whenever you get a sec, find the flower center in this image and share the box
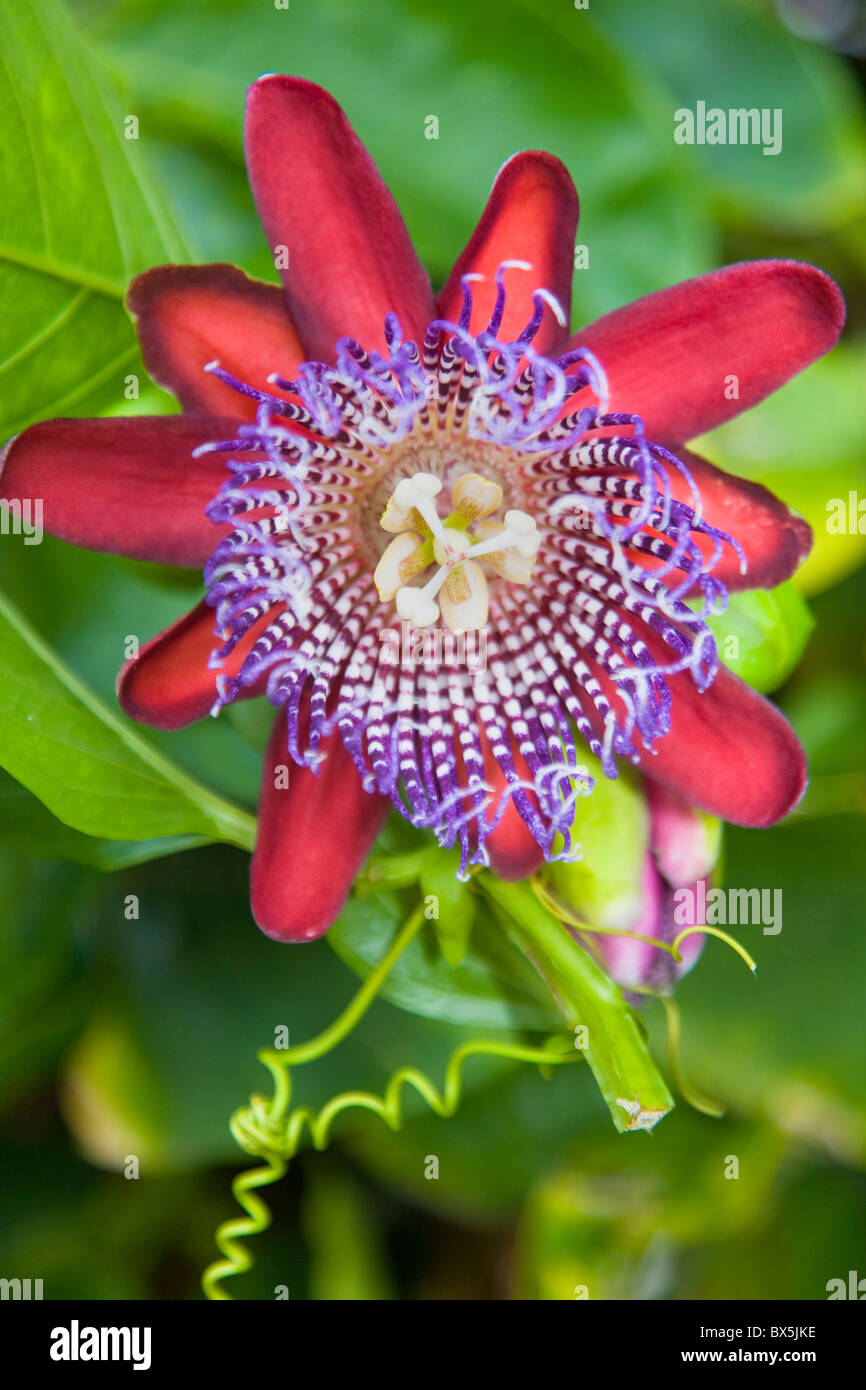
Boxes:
[195,263,741,872]
[373,470,539,632]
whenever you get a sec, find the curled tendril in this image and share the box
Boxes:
[626,987,725,1119]
[657,994,725,1119]
[202,905,578,1300]
[203,872,755,1298]
[531,879,758,973]
[530,876,760,1121]
[202,1155,288,1300]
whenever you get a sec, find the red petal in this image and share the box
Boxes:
[128,264,305,420]
[570,260,844,443]
[650,447,812,591]
[251,712,388,941]
[244,76,435,361]
[578,627,806,827]
[0,416,234,566]
[118,599,278,731]
[636,665,807,827]
[437,152,578,353]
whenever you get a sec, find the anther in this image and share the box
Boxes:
[378,472,541,632]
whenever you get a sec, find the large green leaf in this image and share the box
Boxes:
[0,768,209,869]
[0,0,186,438]
[0,537,265,811]
[0,589,256,848]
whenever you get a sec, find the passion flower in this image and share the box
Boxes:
[0,76,843,942]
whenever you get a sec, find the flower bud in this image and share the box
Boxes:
[648,784,722,888]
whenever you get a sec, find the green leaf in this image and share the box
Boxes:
[329,891,561,1032]
[699,582,815,693]
[0,536,264,812]
[0,0,186,437]
[0,588,256,849]
[0,768,209,869]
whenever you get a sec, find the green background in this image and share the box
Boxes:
[1,0,865,1299]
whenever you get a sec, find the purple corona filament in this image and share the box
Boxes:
[196,266,743,873]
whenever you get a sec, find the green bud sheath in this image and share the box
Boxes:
[546,751,649,930]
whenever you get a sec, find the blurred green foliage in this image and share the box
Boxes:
[1,0,865,1299]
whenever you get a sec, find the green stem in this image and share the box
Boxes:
[258,904,427,1073]
[479,873,673,1132]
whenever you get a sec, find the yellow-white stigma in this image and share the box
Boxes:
[374,471,540,632]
